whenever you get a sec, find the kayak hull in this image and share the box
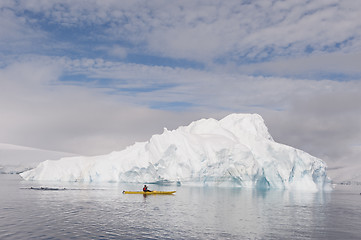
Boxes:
[123,191,176,195]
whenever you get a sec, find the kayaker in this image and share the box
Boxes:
[143,185,151,192]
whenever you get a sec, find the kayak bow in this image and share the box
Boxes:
[122,190,176,195]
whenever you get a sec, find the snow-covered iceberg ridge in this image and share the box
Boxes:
[20,113,331,191]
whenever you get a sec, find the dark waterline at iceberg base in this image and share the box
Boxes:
[1,175,361,240]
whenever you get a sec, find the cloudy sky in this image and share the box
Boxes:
[1,0,360,167]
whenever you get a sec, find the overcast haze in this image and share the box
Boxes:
[1,0,361,169]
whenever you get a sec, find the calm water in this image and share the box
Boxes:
[0,174,360,240]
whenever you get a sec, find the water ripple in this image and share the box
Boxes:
[1,175,361,239]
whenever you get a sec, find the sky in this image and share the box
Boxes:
[1,0,361,168]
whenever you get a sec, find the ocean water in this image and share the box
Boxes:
[0,174,360,240]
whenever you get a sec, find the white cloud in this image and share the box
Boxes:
[263,85,361,165]
[140,0,361,63]
[4,0,360,65]
[237,52,361,78]
[0,7,46,51]
[108,45,127,59]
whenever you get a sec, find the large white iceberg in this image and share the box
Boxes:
[20,113,331,191]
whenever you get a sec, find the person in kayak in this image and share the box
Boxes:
[143,185,152,192]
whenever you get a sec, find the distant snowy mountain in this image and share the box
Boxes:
[327,162,361,184]
[0,143,75,174]
[20,114,331,191]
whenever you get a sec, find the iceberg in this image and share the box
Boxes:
[20,113,331,191]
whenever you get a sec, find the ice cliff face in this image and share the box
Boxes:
[20,113,331,191]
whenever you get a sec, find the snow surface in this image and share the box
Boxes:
[20,114,331,191]
[0,143,75,174]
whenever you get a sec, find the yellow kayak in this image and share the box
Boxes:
[122,190,176,195]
